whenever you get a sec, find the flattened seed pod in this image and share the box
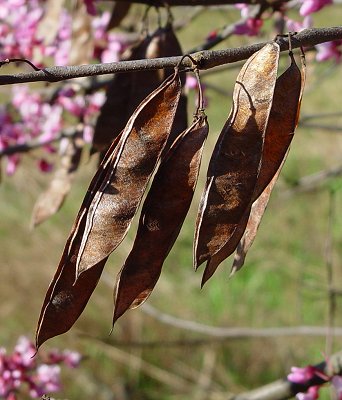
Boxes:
[203,49,306,283]
[194,43,280,279]
[113,115,209,324]
[76,70,182,276]
[92,24,186,155]
[35,132,124,348]
[231,51,306,274]
[36,67,182,347]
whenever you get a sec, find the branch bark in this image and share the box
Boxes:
[232,350,342,400]
[0,27,341,86]
[108,0,280,5]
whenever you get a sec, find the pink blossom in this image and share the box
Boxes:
[6,154,20,176]
[185,76,198,90]
[296,386,320,400]
[288,366,316,384]
[235,3,250,18]
[233,18,263,36]
[331,376,342,399]
[84,0,97,15]
[13,336,36,368]
[316,40,342,62]
[0,336,81,399]
[38,159,53,173]
[286,16,312,32]
[299,0,332,16]
[62,350,82,368]
[83,125,94,144]
[35,364,61,392]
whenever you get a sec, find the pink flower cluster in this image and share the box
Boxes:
[0,336,81,399]
[0,84,104,175]
[234,4,263,36]
[288,364,342,399]
[299,0,332,16]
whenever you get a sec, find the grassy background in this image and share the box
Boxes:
[1,4,342,399]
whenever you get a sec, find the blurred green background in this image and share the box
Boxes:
[1,4,342,399]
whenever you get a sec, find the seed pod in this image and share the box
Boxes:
[194,43,280,279]
[203,50,306,283]
[91,37,152,154]
[35,132,123,349]
[91,24,186,155]
[113,114,209,324]
[36,68,181,347]
[31,138,82,227]
[76,70,182,277]
[231,51,306,274]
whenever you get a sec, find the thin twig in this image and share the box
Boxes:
[325,190,336,357]
[281,164,342,197]
[141,303,342,338]
[0,27,341,85]
[0,127,80,156]
[299,122,342,132]
[232,350,342,400]
[103,0,287,5]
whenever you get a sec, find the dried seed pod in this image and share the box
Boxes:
[35,133,123,348]
[91,24,186,155]
[36,68,181,347]
[231,50,306,274]
[76,70,182,277]
[91,37,152,154]
[231,163,283,275]
[194,43,280,280]
[113,114,209,324]
[31,138,82,227]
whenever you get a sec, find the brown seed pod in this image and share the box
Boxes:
[231,50,306,274]
[194,43,280,282]
[91,24,186,155]
[113,113,209,324]
[35,132,123,349]
[36,67,182,348]
[31,138,82,227]
[76,69,182,277]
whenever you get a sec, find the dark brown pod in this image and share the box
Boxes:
[91,24,186,155]
[76,70,182,276]
[36,68,181,347]
[91,37,152,154]
[35,133,123,348]
[203,51,306,282]
[113,114,209,324]
[231,52,307,274]
[194,43,280,279]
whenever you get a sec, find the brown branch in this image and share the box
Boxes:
[0,27,341,85]
[281,163,342,197]
[141,303,342,338]
[0,127,79,156]
[108,0,280,5]
[232,351,342,400]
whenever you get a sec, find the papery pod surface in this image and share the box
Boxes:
[231,50,306,273]
[32,138,82,227]
[35,132,123,348]
[113,114,209,323]
[92,24,186,154]
[36,69,181,347]
[194,43,280,282]
[76,70,182,276]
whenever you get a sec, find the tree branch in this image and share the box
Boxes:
[108,0,281,5]
[1,27,341,86]
[233,351,342,400]
[141,303,342,338]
